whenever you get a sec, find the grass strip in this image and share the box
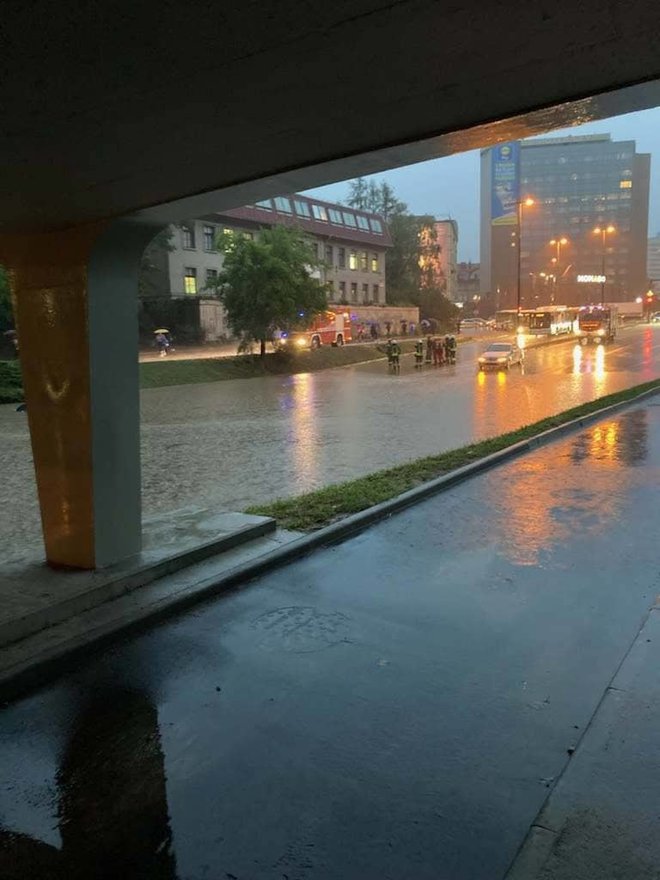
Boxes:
[138,340,421,389]
[246,378,660,531]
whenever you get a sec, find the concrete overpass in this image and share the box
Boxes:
[2,0,659,568]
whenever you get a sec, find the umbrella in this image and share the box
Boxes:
[153,328,170,334]
[3,329,17,338]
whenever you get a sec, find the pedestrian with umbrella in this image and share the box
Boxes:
[154,328,171,357]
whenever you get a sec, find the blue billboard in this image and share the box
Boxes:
[491,142,520,225]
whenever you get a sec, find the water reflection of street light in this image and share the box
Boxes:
[515,197,535,322]
[549,236,568,303]
[593,225,616,305]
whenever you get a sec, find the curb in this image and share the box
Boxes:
[1,383,658,698]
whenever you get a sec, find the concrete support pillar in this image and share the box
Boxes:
[0,219,161,569]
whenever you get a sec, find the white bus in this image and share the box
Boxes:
[527,305,578,336]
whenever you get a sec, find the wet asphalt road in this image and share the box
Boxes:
[1,399,659,879]
[0,325,659,563]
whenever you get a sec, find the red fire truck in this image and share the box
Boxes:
[275,310,352,350]
[576,304,618,344]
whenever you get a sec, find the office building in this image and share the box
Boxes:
[481,135,651,307]
[648,234,660,288]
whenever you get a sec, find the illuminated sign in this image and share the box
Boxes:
[577,274,606,283]
[491,142,520,226]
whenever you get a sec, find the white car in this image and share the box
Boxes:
[478,342,524,371]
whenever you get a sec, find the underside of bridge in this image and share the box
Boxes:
[2,0,659,567]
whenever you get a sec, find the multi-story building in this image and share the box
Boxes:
[433,220,459,301]
[456,261,480,302]
[480,135,651,308]
[162,194,391,307]
[648,234,660,289]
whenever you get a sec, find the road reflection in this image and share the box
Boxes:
[487,407,649,566]
[0,688,177,880]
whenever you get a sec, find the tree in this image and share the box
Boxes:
[210,225,328,356]
[346,178,407,221]
[0,266,13,331]
[139,228,174,299]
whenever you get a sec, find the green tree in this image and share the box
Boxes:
[346,178,407,220]
[210,225,328,356]
[139,228,174,299]
[0,266,13,331]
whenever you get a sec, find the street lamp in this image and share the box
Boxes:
[515,196,535,323]
[549,236,568,304]
[592,225,616,305]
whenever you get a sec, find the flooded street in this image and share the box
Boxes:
[0,326,659,562]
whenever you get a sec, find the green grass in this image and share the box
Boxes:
[246,378,660,531]
[139,340,420,389]
[0,361,23,404]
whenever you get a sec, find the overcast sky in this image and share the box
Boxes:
[305,107,660,264]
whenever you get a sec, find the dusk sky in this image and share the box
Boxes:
[306,107,660,264]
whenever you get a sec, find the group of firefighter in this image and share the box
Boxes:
[385,335,457,373]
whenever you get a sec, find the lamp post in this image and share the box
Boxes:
[549,236,568,304]
[515,196,534,325]
[592,225,616,305]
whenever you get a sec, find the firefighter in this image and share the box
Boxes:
[447,335,457,364]
[425,335,433,364]
[433,336,444,366]
[390,339,401,374]
[414,339,424,369]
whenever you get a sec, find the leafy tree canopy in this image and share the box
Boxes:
[210,225,328,355]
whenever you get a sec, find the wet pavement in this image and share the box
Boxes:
[1,398,660,879]
[1,325,659,562]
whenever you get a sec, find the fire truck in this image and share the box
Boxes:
[576,304,618,344]
[275,310,352,350]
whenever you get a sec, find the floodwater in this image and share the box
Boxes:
[0,326,658,562]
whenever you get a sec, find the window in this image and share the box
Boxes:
[255,199,272,210]
[357,216,370,231]
[342,212,357,227]
[339,281,346,300]
[360,251,368,271]
[274,196,292,213]
[349,250,358,270]
[362,283,369,301]
[312,204,328,221]
[371,253,379,272]
[369,218,383,234]
[184,267,197,295]
[338,247,346,268]
[311,242,319,259]
[205,268,218,287]
[181,224,195,249]
[373,284,380,302]
[325,244,333,264]
[203,225,215,251]
[619,180,632,189]
[294,199,311,218]
[350,282,358,302]
[329,209,343,224]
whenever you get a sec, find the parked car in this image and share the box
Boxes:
[460,317,488,331]
[651,312,660,324]
[478,342,524,371]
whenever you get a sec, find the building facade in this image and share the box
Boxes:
[648,234,660,289]
[433,220,459,301]
[481,135,651,308]
[456,261,480,303]
[162,193,391,311]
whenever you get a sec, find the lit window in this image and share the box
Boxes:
[349,250,358,270]
[181,224,195,249]
[205,268,218,287]
[343,212,357,228]
[325,245,333,264]
[373,284,380,302]
[351,282,358,302]
[184,267,197,295]
[255,199,272,210]
[328,209,343,224]
[338,247,346,268]
[369,219,383,234]
[360,251,368,271]
[356,216,370,231]
[619,180,632,189]
[312,204,328,221]
[294,200,311,217]
[274,196,292,213]
[371,253,379,272]
[203,225,215,251]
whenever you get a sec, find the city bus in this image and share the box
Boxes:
[494,309,529,332]
[527,305,578,336]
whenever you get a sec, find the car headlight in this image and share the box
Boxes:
[497,357,506,362]
[295,337,307,347]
